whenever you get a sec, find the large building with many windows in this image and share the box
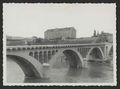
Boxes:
[44,27,76,40]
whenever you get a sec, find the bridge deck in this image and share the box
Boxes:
[7,42,111,49]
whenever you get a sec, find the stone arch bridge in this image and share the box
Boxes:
[6,42,113,78]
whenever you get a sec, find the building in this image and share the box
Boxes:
[99,31,113,42]
[44,27,76,40]
[6,36,26,46]
[93,30,113,43]
[6,36,39,46]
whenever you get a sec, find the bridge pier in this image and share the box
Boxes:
[42,63,50,78]
[82,58,88,68]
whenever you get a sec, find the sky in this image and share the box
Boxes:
[3,3,116,38]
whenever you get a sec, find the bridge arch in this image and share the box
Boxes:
[108,45,113,59]
[7,54,43,78]
[52,50,55,55]
[49,48,84,69]
[29,52,33,56]
[86,47,104,61]
[108,46,113,57]
[34,51,38,60]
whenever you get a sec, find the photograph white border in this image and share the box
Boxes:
[3,3,117,86]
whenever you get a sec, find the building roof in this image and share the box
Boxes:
[100,32,113,36]
[45,27,76,33]
[6,36,25,40]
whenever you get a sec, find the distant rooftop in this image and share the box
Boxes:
[6,35,25,40]
[100,32,113,36]
[45,27,76,32]
[6,35,39,40]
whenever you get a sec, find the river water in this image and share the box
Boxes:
[6,57,114,83]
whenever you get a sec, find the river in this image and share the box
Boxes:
[6,57,114,83]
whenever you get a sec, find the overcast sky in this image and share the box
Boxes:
[3,3,116,38]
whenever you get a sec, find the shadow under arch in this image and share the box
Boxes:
[86,47,104,61]
[7,55,42,78]
[49,49,84,69]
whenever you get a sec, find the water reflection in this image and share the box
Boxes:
[88,62,106,78]
[24,77,50,83]
[66,68,82,77]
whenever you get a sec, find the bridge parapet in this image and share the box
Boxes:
[7,42,110,51]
